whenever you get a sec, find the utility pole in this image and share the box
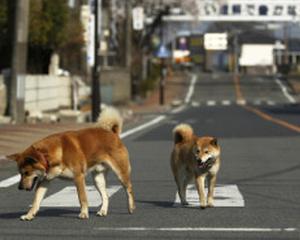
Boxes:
[10,0,30,123]
[283,22,289,66]
[125,0,132,68]
[91,0,101,122]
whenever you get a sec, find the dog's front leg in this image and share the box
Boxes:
[195,175,206,209]
[74,173,89,219]
[207,174,217,207]
[20,180,50,221]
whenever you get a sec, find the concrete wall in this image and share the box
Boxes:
[25,75,72,112]
[100,67,131,104]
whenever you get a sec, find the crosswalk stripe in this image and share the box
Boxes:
[174,184,244,207]
[221,100,231,106]
[207,100,216,106]
[0,174,21,188]
[237,99,246,105]
[40,185,121,207]
[267,100,275,106]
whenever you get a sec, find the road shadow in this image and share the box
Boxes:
[0,208,79,220]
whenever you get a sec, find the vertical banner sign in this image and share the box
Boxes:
[132,7,144,30]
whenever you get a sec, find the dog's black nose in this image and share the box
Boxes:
[18,184,24,190]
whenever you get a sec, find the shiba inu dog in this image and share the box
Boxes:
[171,124,221,208]
[7,107,135,220]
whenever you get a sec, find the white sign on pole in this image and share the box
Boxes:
[204,33,228,50]
[87,14,95,66]
[132,7,144,30]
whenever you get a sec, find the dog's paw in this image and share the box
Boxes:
[20,214,34,221]
[207,203,214,208]
[96,209,108,217]
[128,205,135,214]
[78,211,89,219]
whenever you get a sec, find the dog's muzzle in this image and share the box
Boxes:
[197,157,215,170]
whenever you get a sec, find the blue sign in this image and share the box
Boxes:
[156,44,171,58]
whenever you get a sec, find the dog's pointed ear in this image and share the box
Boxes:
[210,138,218,146]
[6,153,20,162]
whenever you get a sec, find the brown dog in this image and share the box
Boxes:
[7,107,135,220]
[171,124,221,208]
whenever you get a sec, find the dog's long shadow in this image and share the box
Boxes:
[0,208,79,220]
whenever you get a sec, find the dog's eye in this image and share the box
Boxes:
[196,149,200,154]
[204,150,209,154]
[24,171,29,176]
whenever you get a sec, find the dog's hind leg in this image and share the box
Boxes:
[108,156,135,214]
[175,168,189,206]
[74,173,89,219]
[20,179,50,221]
[92,170,109,216]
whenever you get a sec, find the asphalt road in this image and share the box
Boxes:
[0,72,299,239]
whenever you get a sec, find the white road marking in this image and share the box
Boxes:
[94,227,298,232]
[0,174,20,188]
[171,105,186,114]
[40,185,121,207]
[275,78,296,104]
[174,184,244,207]
[0,115,167,188]
[191,101,200,107]
[184,74,197,104]
[253,100,261,105]
[267,100,275,106]
[120,115,166,139]
[221,100,231,106]
[207,100,216,106]
[237,99,246,105]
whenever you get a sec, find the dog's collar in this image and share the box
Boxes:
[39,153,50,173]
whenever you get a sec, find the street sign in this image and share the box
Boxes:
[156,44,171,58]
[164,0,300,22]
[132,6,144,30]
[204,33,228,50]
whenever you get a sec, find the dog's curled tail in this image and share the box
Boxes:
[96,106,123,135]
[173,123,193,144]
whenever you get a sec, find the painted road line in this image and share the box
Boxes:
[0,115,167,188]
[207,100,216,106]
[253,100,262,105]
[237,99,246,105]
[171,105,186,114]
[275,78,296,104]
[191,101,200,107]
[94,227,298,232]
[120,115,166,139]
[221,100,231,106]
[174,184,244,207]
[267,100,276,106]
[0,174,20,188]
[184,74,197,104]
[243,105,300,133]
[41,185,121,207]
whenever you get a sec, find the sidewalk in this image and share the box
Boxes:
[0,71,190,158]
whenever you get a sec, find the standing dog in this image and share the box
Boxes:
[170,124,221,208]
[7,107,135,220]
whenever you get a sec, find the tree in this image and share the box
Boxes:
[27,0,69,73]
